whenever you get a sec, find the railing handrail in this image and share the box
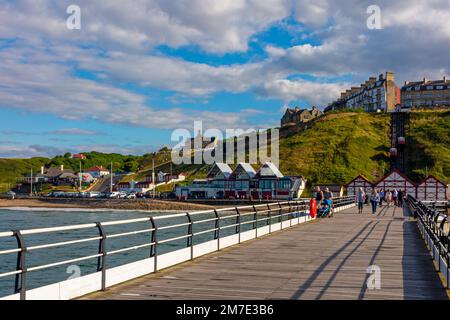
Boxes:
[0,196,355,299]
[406,195,450,280]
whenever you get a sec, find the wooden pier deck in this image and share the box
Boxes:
[84,205,448,300]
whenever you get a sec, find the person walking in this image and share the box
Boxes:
[385,189,392,207]
[356,187,365,214]
[370,188,380,214]
[398,189,404,207]
[379,189,384,207]
[392,189,398,206]
[324,187,334,217]
[315,186,324,207]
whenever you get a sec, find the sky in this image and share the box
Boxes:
[0,0,449,158]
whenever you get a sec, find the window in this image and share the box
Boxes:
[426,86,433,90]
[436,85,444,90]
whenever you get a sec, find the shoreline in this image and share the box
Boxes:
[0,198,218,212]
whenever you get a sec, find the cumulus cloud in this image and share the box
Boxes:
[0,0,290,54]
[0,0,449,134]
[254,79,348,105]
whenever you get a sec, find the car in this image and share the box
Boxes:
[108,192,120,199]
[118,192,127,199]
[6,191,16,200]
[126,193,137,199]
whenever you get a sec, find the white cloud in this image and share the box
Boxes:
[254,79,348,106]
[0,0,449,132]
[0,0,290,54]
[46,128,102,136]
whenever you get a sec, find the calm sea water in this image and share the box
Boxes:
[0,207,256,298]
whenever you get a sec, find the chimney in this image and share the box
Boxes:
[40,166,44,175]
[444,76,447,82]
[385,71,394,81]
[404,81,408,86]
[60,165,64,171]
[423,77,427,84]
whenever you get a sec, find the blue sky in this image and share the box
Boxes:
[0,0,448,157]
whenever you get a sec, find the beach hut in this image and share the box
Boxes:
[374,169,416,196]
[345,175,374,196]
[416,175,448,201]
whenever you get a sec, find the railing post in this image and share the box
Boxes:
[267,204,272,233]
[149,217,156,258]
[13,230,26,300]
[235,208,241,243]
[95,222,107,291]
[252,205,257,230]
[214,209,220,250]
[277,202,283,229]
[186,212,194,260]
[149,217,158,272]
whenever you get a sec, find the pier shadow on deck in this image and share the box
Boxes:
[83,205,447,300]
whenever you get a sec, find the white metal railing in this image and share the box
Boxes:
[0,196,355,300]
[407,195,450,288]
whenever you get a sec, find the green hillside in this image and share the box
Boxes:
[279,112,391,186]
[0,158,48,192]
[405,110,450,182]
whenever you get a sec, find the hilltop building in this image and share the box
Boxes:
[84,166,110,178]
[175,162,307,200]
[401,76,450,109]
[325,72,400,113]
[72,153,86,160]
[281,106,322,127]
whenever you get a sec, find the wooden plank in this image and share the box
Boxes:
[82,205,448,300]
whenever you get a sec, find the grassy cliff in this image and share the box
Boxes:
[405,110,450,182]
[279,112,391,186]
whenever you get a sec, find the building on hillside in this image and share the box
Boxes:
[345,175,374,196]
[80,172,95,183]
[26,165,78,184]
[416,175,448,201]
[72,153,87,160]
[281,106,322,127]
[145,172,186,184]
[115,180,153,193]
[401,76,450,109]
[325,72,400,113]
[85,166,110,178]
[175,162,307,200]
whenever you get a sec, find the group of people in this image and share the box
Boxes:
[314,186,334,218]
[356,187,406,214]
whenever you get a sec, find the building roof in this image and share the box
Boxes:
[230,163,256,179]
[37,167,75,178]
[257,162,284,178]
[345,175,374,187]
[207,163,233,179]
[418,175,448,186]
[374,169,417,186]
[85,166,109,172]
[402,77,449,91]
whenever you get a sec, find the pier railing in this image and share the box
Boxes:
[0,196,355,300]
[407,195,450,288]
